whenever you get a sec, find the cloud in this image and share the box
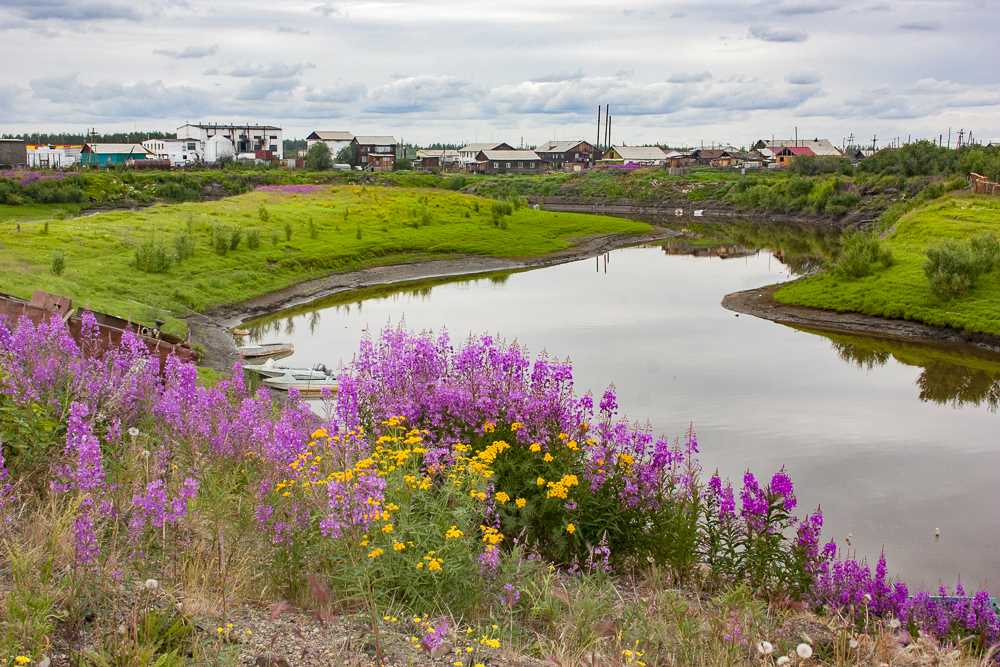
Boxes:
[899,20,941,32]
[28,73,213,119]
[530,69,584,83]
[363,75,471,113]
[312,2,341,17]
[786,71,821,85]
[749,25,808,42]
[304,83,367,104]
[4,0,141,21]
[772,0,839,15]
[153,44,218,59]
[667,71,712,84]
[277,25,310,35]
[236,78,300,101]
[225,63,316,78]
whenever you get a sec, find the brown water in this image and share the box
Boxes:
[247,244,1000,593]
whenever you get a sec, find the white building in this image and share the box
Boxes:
[305,131,354,159]
[176,123,283,159]
[458,142,513,164]
[26,144,83,168]
[204,135,236,164]
[142,138,203,166]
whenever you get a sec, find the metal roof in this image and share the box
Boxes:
[766,139,842,156]
[82,143,151,154]
[182,123,282,131]
[308,131,354,141]
[481,150,542,161]
[537,140,588,153]
[611,145,667,161]
[459,142,508,153]
[416,149,460,158]
[354,135,397,145]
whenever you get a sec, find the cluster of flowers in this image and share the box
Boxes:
[0,170,67,186]
[1,315,997,654]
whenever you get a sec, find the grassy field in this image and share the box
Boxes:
[0,185,650,336]
[776,194,1000,335]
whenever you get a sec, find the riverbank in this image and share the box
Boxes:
[770,193,1000,338]
[191,227,677,369]
[723,282,1000,355]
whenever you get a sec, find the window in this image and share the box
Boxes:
[270,135,277,140]
[492,161,499,168]
[506,162,511,168]
[187,143,196,150]
[269,145,277,152]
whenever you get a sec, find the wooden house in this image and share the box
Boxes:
[414,149,462,172]
[601,145,667,166]
[535,140,597,169]
[352,135,397,170]
[469,149,543,174]
[773,146,815,167]
[458,142,514,164]
[79,143,152,167]
[692,149,736,168]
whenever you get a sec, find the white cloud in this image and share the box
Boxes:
[749,25,809,42]
[154,44,218,59]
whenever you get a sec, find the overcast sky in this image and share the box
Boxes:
[1,0,998,147]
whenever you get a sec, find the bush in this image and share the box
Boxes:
[50,251,65,276]
[173,233,195,262]
[831,232,894,279]
[212,226,229,255]
[258,205,270,223]
[228,227,242,251]
[284,221,292,241]
[304,142,332,170]
[134,239,173,273]
[308,218,319,239]
[924,233,1000,300]
[246,228,261,249]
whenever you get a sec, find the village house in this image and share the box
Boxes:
[305,131,354,160]
[534,140,597,170]
[601,145,667,167]
[773,145,815,167]
[413,149,462,172]
[457,142,514,165]
[691,148,736,168]
[468,149,544,174]
[754,138,843,157]
[177,123,283,159]
[26,144,83,169]
[142,138,203,166]
[352,135,397,171]
[0,139,27,168]
[78,143,153,167]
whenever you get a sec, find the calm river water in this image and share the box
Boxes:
[247,244,1000,592]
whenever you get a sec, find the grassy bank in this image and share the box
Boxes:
[776,194,1000,335]
[0,185,650,336]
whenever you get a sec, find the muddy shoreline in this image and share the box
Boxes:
[188,229,679,370]
[722,282,1000,356]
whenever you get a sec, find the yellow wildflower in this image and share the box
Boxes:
[566,439,578,450]
[311,427,328,439]
[14,658,31,666]
[393,541,407,551]
[368,548,384,559]
[529,442,542,453]
[480,636,501,649]
[427,558,443,572]
[381,523,394,533]
[494,491,510,504]
[515,497,527,508]
[483,420,496,433]
[543,453,554,463]
[445,525,464,539]
[536,476,546,486]
[511,421,524,431]
[566,522,576,534]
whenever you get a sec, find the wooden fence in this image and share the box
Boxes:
[969,173,1000,195]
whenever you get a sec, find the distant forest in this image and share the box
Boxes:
[1,131,176,144]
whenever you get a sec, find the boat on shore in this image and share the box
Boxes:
[243,358,331,380]
[237,342,295,359]
[262,372,338,397]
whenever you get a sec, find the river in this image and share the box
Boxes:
[245,242,1000,593]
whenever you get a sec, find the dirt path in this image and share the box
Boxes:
[722,282,1000,355]
[189,229,678,370]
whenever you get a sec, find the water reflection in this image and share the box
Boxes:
[815,328,1000,410]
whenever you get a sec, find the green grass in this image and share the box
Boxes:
[776,194,1000,335]
[0,203,81,223]
[0,185,650,336]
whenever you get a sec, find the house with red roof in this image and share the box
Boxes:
[773,145,815,167]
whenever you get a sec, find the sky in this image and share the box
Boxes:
[1,0,998,147]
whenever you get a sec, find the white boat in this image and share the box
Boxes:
[262,372,338,397]
[243,358,330,380]
[237,342,294,359]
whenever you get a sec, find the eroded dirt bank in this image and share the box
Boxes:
[188,229,678,370]
[722,283,1000,355]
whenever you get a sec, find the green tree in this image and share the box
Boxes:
[304,142,333,170]
[336,143,357,166]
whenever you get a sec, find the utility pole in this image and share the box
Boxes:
[957,129,965,150]
[947,127,952,149]
[596,105,601,152]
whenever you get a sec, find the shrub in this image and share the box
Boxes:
[258,205,270,223]
[228,227,242,251]
[134,239,173,273]
[42,221,49,235]
[50,251,65,276]
[284,221,292,241]
[924,233,999,300]
[246,228,261,249]
[173,233,195,262]
[271,230,279,246]
[356,224,362,240]
[304,142,332,170]
[831,232,894,279]
[308,218,319,239]
[212,226,229,255]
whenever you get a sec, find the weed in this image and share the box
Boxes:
[50,251,65,276]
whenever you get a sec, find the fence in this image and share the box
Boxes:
[969,172,1000,195]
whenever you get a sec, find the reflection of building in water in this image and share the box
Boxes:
[662,242,757,260]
